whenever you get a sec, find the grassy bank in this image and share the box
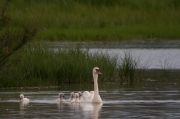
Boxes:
[2,0,180,41]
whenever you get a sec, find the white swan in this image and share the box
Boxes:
[57,93,65,102]
[71,93,80,103]
[20,94,30,103]
[78,91,82,100]
[81,91,94,102]
[81,67,103,103]
[67,92,74,102]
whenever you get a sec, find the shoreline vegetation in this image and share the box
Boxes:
[0,0,39,72]
[0,0,180,88]
[0,44,179,88]
[2,0,180,41]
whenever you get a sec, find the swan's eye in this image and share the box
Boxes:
[95,68,102,74]
[95,69,100,71]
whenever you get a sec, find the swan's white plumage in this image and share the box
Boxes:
[67,92,74,102]
[80,91,93,102]
[20,94,30,103]
[78,92,82,100]
[80,67,103,103]
[71,93,80,103]
[57,93,65,102]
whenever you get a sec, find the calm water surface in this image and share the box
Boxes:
[1,79,180,119]
[89,48,180,69]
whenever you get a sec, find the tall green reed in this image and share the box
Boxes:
[117,51,147,84]
[0,43,117,87]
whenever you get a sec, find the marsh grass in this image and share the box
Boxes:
[3,0,180,41]
[117,51,148,84]
[0,43,117,87]
[158,60,174,80]
[1,43,177,88]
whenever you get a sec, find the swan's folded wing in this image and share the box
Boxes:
[80,91,94,102]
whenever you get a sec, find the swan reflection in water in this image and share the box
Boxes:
[20,101,29,110]
[80,103,103,119]
[20,101,30,117]
[57,102,102,119]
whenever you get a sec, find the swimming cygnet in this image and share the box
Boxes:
[71,93,80,103]
[57,93,65,102]
[20,94,30,103]
[78,92,83,100]
[67,92,74,102]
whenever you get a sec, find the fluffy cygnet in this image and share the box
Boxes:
[20,94,30,102]
[71,93,80,103]
[67,92,74,102]
[57,93,65,102]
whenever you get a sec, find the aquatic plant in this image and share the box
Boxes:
[117,51,145,84]
[158,60,174,80]
[0,43,117,88]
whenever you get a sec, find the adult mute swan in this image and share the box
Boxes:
[57,93,65,102]
[20,94,30,103]
[81,67,103,103]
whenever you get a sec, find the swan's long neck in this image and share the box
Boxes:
[93,74,99,96]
